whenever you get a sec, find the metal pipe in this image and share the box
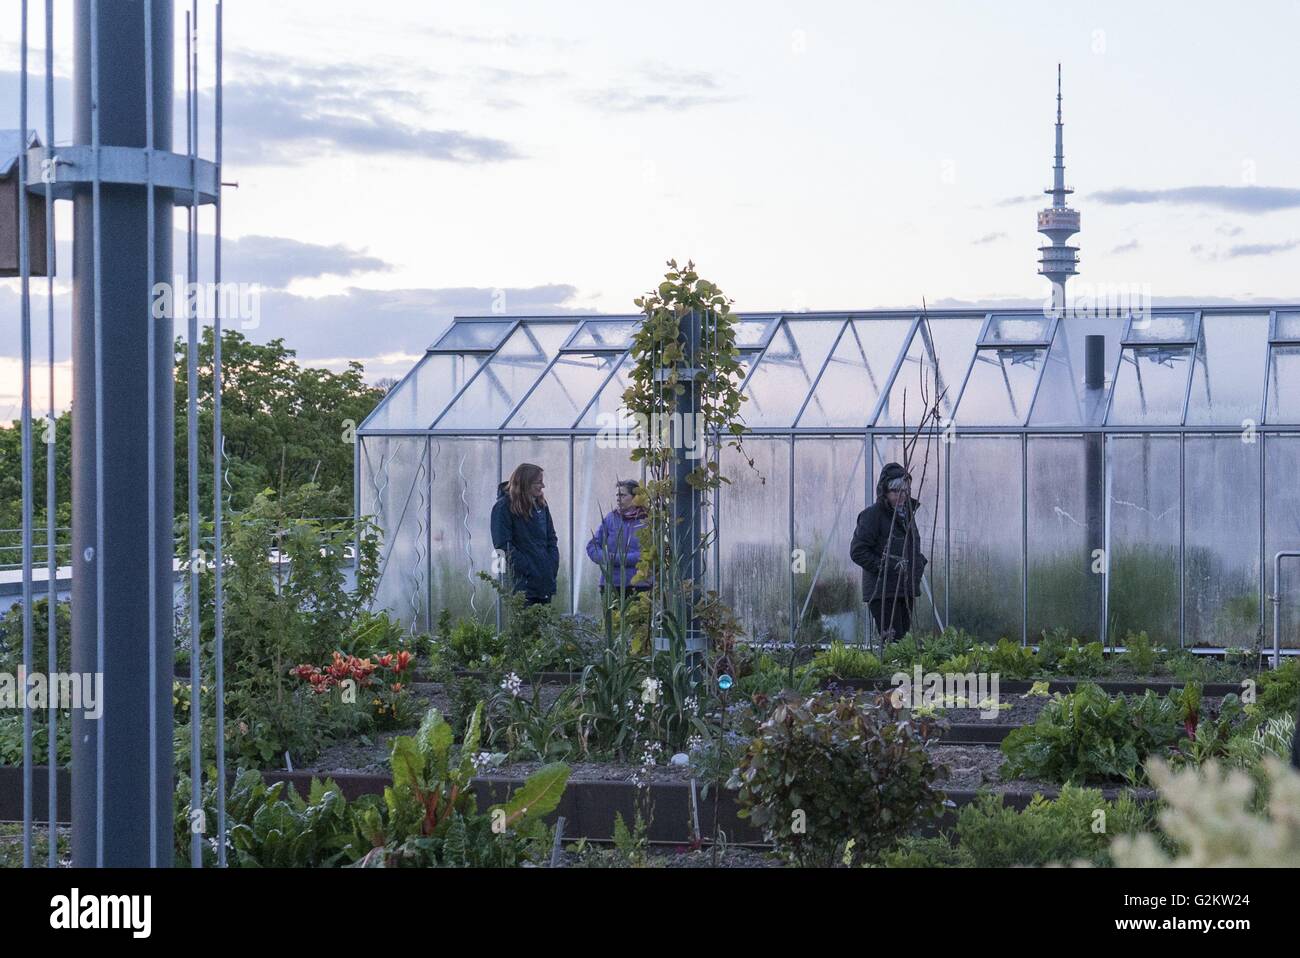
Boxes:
[1273,552,1300,669]
[142,0,157,868]
[186,2,202,869]
[43,0,58,869]
[71,0,176,867]
[18,0,35,869]
[213,0,227,867]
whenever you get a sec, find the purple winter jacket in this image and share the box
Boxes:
[585,509,647,589]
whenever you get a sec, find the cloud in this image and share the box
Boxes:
[994,195,1041,207]
[220,235,391,288]
[1111,239,1140,254]
[1216,224,1244,237]
[214,80,520,166]
[1091,185,1300,214]
[582,66,736,113]
[972,232,1006,245]
[1225,239,1300,258]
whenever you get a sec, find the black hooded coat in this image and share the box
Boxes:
[849,462,929,602]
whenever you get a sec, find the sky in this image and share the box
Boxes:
[2,0,1300,418]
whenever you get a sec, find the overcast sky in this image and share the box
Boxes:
[3,0,1300,417]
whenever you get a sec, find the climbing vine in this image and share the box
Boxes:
[622,260,754,657]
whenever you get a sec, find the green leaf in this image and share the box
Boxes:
[497,762,570,826]
[389,735,424,791]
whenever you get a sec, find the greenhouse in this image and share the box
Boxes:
[357,306,1300,653]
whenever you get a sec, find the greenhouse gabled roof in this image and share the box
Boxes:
[357,307,1300,435]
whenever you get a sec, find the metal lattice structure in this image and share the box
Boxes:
[10,0,225,868]
[358,308,1300,660]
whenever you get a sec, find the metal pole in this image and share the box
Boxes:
[43,0,59,869]
[71,0,175,868]
[1273,552,1300,669]
[18,0,36,869]
[186,2,202,869]
[212,0,227,867]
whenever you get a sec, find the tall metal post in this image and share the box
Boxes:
[672,308,704,648]
[70,0,175,867]
[1084,334,1106,644]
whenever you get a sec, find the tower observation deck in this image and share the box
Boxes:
[1038,64,1079,308]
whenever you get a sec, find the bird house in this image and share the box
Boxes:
[0,129,51,278]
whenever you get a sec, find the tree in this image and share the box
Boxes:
[174,327,383,520]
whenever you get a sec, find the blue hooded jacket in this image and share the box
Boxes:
[585,508,647,589]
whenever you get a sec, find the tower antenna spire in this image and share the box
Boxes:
[1038,65,1080,312]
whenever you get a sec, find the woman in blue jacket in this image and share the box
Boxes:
[490,463,559,605]
[585,480,649,599]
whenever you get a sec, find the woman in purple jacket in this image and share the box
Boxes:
[586,480,650,599]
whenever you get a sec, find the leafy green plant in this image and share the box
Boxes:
[1257,658,1300,720]
[1110,758,1300,867]
[357,705,569,868]
[1056,638,1106,677]
[988,637,1036,680]
[0,597,70,676]
[874,835,974,868]
[955,785,1154,867]
[1119,630,1159,676]
[1000,682,1185,784]
[728,691,946,867]
[810,641,886,681]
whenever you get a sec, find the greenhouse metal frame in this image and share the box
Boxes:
[356,306,1300,655]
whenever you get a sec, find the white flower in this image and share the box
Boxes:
[640,677,662,704]
[687,734,704,753]
[501,672,522,698]
[683,696,698,713]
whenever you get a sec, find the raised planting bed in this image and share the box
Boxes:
[0,751,1159,840]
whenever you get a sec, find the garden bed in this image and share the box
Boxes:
[824,676,1248,697]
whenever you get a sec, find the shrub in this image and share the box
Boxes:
[875,835,973,868]
[955,786,1154,867]
[1110,758,1300,867]
[728,691,946,867]
[1257,658,1300,720]
[0,597,71,675]
[1000,682,1184,784]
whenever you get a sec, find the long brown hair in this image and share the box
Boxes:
[507,462,546,517]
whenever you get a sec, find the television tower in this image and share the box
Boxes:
[1037,64,1080,312]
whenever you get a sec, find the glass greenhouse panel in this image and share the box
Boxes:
[432,320,514,351]
[1185,314,1269,426]
[873,435,946,635]
[1107,435,1180,645]
[793,438,870,646]
[1027,436,1102,642]
[1275,312,1300,340]
[733,317,777,349]
[359,436,430,633]
[877,317,982,427]
[797,318,914,428]
[1127,313,1197,342]
[1265,346,1300,423]
[1184,435,1260,648]
[954,348,1046,426]
[507,351,625,429]
[718,438,791,643]
[579,352,636,431]
[1106,346,1193,425]
[948,436,1022,641]
[572,437,645,617]
[502,438,573,613]
[1264,435,1300,649]
[428,438,499,622]
[435,322,577,429]
[364,353,483,430]
[1028,316,1120,427]
[985,315,1051,343]
[568,320,639,350]
[741,319,845,427]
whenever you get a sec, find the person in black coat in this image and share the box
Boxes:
[490,463,559,605]
[850,462,928,645]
